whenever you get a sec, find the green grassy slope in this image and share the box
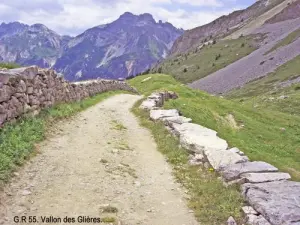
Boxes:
[151,35,260,84]
[129,74,300,181]
[264,29,300,55]
[228,55,300,114]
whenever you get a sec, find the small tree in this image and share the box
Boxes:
[183,68,188,73]
[157,67,162,73]
[241,43,245,48]
[212,39,217,45]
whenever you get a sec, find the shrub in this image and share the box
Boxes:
[241,43,245,48]
[183,68,188,73]
[215,54,221,60]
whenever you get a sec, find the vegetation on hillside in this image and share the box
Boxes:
[0,62,20,69]
[264,29,300,55]
[228,55,300,114]
[129,74,300,182]
[151,35,260,84]
[0,91,125,186]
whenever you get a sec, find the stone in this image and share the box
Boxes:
[140,99,157,110]
[205,148,249,170]
[0,85,12,103]
[188,160,203,166]
[240,172,291,183]
[172,123,228,154]
[9,66,38,79]
[141,77,152,83]
[22,190,32,196]
[246,214,271,225]
[278,95,289,100]
[27,86,34,94]
[242,206,258,215]
[188,154,205,166]
[228,147,245,156]
[17,80,27,93]
[242,181,300,225]
[221,161,278,181]
[148,93,161,99]
[0,113,7,126]
[227,216,237,225]
[150,109,179,121]
[161,116,192,125]
[223,177,246,187]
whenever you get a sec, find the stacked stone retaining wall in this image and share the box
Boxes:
[0,66,137,126]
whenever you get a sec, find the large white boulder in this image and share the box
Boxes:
[205,148,249,170]
[172,123,228,154]
[150,109,179,121]
[140,99,157,110]
[161,116,192,125]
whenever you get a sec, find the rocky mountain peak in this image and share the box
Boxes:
[138,13,156,23]
[0,12,183,81]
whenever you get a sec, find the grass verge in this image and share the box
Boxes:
[0,91,126,186]
[131,99,243,224]
[129,74,300,181]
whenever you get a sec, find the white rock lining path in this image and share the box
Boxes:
[140,91,300,225]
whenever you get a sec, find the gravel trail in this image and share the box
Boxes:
[0,94,198,225]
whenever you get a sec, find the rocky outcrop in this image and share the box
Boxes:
[265,0,300,24]
[140,91,299,225]
[0,66,137,127]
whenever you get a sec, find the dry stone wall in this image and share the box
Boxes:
[140,91,300,225]
[0,66,137,127]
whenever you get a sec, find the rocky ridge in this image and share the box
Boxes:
[140,91,300,225]
[0,13,183,81]
[170,0,283,55]
[0,66,137,127]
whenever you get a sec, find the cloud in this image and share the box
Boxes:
[173,0,223,7]
[0,0,249,36]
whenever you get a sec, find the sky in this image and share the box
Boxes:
[0,0,255,36]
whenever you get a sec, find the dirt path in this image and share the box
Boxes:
[0,94,198,225]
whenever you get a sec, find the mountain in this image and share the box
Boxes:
[53,12,183,81]
[170,0,284,55]
[0,22,71,68]
[152,0,300,96]
[0,13,183,81]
